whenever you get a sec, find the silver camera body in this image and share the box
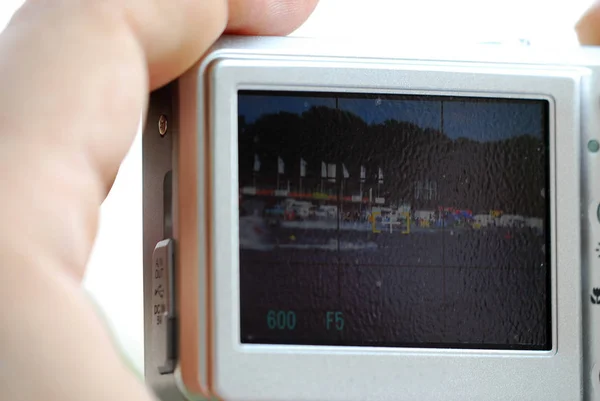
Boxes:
[142,35,600,401]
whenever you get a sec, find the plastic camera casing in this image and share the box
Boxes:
[142,35,600,401]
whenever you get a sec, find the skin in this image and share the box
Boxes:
[0,1,316,400]
[0,1,596,400]
[577,1,600,46]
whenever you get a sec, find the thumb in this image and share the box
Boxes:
[0,1,227,401]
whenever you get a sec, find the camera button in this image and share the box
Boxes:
[592,363,600,391]
[591,202,600,224]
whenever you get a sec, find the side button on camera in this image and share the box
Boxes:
[592,363,600,391]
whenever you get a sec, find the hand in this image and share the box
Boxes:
[578,1,600,45]
[0,1,316,400]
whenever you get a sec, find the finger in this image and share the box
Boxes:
[226,0,319,35]
[576,2,600,45]
[117,0,318,89]
[10,0,318,92]
[1,0,317,282]
[2,257,157,401]
[10,0,228,92]
[0,2,316,401]
[0,1,226,401]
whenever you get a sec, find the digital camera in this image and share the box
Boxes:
[142,35,600,401]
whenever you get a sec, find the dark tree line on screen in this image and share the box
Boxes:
[238,106,546,217]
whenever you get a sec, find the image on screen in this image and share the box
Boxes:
[237,90,551,350]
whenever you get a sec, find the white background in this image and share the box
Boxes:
[0,0,594,375]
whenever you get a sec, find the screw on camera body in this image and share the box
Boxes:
[158,115,168,137]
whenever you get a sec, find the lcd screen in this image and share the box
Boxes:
[237,90,551,350]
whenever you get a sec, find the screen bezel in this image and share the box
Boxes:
[204,56,582,401]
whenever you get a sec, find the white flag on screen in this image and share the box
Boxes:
[253,154,260,172]
[278,157,285,174]
[300,158,307,177]
[321,161,327,178]
[378,167,384,183]
[342,163,349,179]
[328,163,337,181]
